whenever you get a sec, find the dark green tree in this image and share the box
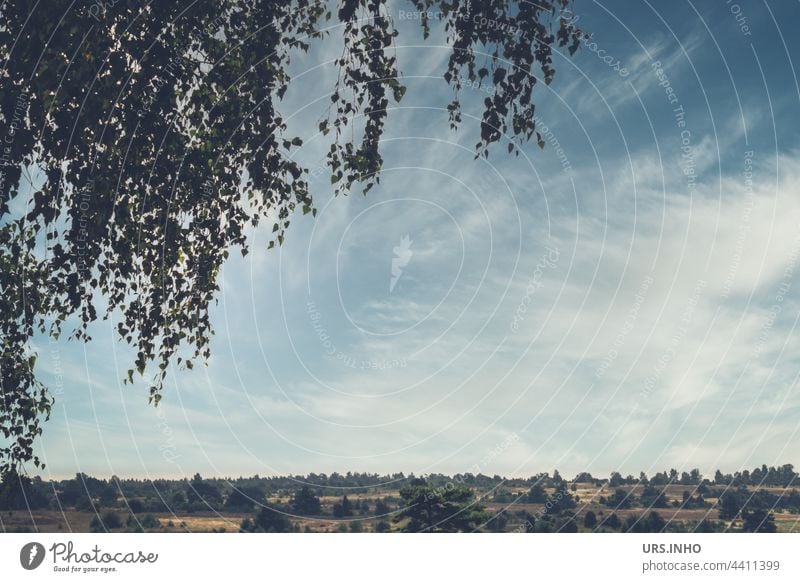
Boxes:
[717,491,743,520]
[185,473,221,506]
[171,490,187,507]
[601,513,621,530]
[140,513,160,529]
[486,510,509,532]
[332,494,353,518]
[240,505,292,532]
[99,511,123,530]
[374,499,391,517]
[526,483,548,503]
[741,509,777,533]
[394,478,488,532]
[0,0,584,473]
[583,510,597,529]
[692,518,722,533]
[291,485,322,516]
[0,469,48,509]
[624,511,666,533]
[224,486,264,511]
[98,485,118,507]
[545,488,576,514]
[605,488,632,509]
[557,516,578,532]
[639,485,669,508]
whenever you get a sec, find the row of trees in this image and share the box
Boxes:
[237,478,782,534]
[573,464,798,488]
[3,470,786,532]
[3,466,798,513]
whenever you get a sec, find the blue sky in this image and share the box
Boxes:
[28,0,800,479]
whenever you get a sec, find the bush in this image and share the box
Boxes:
[374,500,391,517]
[332,495,353,518]
[605,489,632,509]
[239,506,291,533]
[601,513,621,530]
[558,517,578,533]
[75,496,94,512]
[487,511,509,532]
[583,511,597,528]
[624,511,666,533]
[91,511,123,531]
[102,511,123,529]
[742,509,777,533]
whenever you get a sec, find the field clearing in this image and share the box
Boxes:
[5,507,798,533]
[4,482,800,533]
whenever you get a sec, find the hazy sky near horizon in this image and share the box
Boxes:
[28,0,800,480]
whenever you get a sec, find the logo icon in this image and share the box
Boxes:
[390,234,413,293]
[20,542,46,570]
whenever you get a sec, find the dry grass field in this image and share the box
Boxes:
[3,482,799,533]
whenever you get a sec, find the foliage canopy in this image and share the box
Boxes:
[0,0,582,471]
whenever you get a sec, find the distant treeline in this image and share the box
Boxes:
[1,465,797,513]
[1,464,797,533]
